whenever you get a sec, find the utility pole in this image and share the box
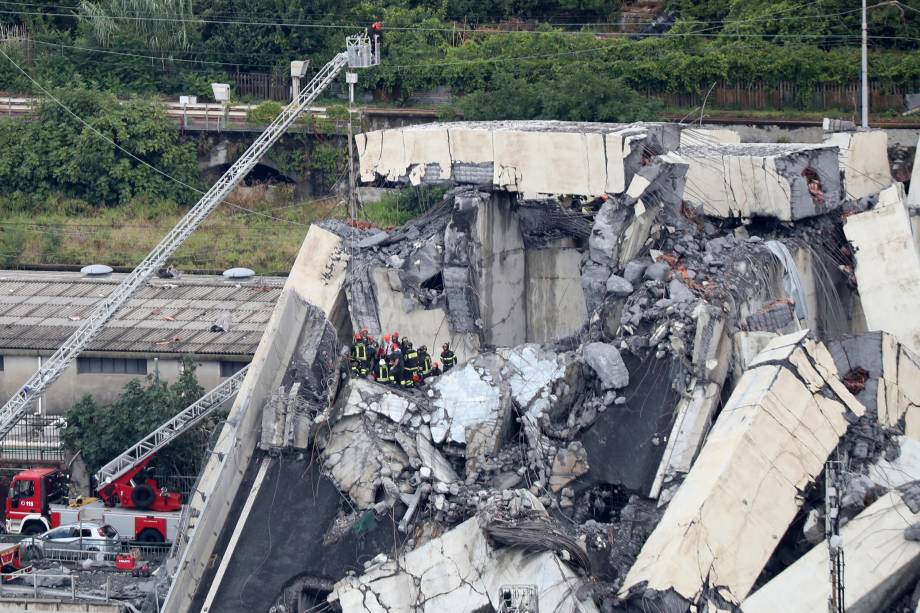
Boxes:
[346,71,358,220]
[825,460,845,613]
[861,0,869,128]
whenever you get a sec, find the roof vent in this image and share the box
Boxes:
[81,264,113,276]
[222,267,255,280]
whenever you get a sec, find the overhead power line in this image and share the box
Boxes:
[0,2,909,36]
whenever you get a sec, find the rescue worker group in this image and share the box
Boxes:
[349,330,458,387]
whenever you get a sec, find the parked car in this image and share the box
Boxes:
[22,522,119,559]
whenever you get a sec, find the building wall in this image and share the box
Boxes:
[0,354,240,415]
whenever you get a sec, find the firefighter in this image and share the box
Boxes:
[382,334,392,358]
[357,334,371,376]
[429,361,442,377]
[418,345,432,378]
[440,343,457,371]
[365,334,378,369]
[388,341,404,385]
[399,334,411,354]
[367,21,382,54]
[350,333,364,375]
[374,359,392,385]
[402,341,419,387]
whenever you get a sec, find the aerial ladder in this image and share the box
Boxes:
[0,32,379,440]
[93,364,249,511]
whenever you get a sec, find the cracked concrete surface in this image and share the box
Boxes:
[621,331,864,604]
[330,493,598,613]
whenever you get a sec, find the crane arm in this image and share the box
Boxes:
[0,34,374,440]
[94,364,249,487]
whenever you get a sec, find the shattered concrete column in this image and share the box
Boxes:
[474,192,526,346]
[621,330,864,606]
[844,184,920,353]
[650,304,731,499]
[742,491,920,613]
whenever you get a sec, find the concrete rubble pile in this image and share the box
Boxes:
[168,121,920,613]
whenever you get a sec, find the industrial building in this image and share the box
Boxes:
[0,269,282,414]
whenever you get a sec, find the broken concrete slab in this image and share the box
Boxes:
[621,331,864,604]
[679,127,740,147]
[428,357,512,463]
[165,225,350,613]
[824,129,893,200]
[549,444,589,492]
[356,120,660,197]
[675,143,841,220]
[322,415,409,509]
[910,134,920,208]
[330,500,598,613]
[650,307,732,499]
[844,184,920,354]
[340,379,416,424]
[742,491,920,613]
[606,274,634,297]
[732,331,779,382]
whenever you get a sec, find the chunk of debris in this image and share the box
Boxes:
[329,491,598,613]
[620,331,864,606]
[743,492,920,613]
[844,184,920,354]
[583,343,629,390]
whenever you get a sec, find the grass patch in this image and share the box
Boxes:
[0,190,344,274]
[361,186,448,229]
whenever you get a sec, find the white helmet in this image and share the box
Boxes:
[379,359,386,366]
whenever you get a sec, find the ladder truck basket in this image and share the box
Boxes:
[346,34,380,68]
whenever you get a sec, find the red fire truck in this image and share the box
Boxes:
[3,367,247,543]
[5,463,180,543]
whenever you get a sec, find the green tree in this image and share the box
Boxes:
[0,86,199,206]
[457,67,659,122]
[61,356,215,478]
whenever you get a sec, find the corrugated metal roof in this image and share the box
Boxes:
[0,270,285,356]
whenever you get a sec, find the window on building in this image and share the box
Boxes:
[76,357,147,375]
[220,360,248,377]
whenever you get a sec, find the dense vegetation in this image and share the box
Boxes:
[61,357,212,477]
[0,86,198,205]
[0,0,917,269]
[2,0,918,102]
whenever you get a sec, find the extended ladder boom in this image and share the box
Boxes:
[0,33,378,440]
[95,365,249,486]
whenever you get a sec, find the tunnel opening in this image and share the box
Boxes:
[206,162,295,186]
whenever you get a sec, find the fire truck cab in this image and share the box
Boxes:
[5,467,67,535]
